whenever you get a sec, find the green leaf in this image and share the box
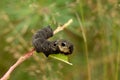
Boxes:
[49,54,73,65]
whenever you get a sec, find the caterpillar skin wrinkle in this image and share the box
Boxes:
[32,26,73,57]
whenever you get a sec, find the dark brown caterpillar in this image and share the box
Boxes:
[32,26,73,57]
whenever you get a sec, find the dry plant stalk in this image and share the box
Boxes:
[0,19,73,80]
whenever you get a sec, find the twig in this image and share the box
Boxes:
[53,19,73,34]
[0,48,35,80]
[0,19,73,80]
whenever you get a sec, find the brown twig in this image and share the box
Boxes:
[0,48,35,80]
[0,19,73,80]
[53,19,73,34]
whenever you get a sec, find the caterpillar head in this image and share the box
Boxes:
[54,39,73,55]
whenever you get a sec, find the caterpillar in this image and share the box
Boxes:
[32,26,73,57]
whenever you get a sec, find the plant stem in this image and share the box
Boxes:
[76,13,91,80]
[0,48,35,80]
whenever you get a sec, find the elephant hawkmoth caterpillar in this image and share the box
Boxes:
[32,26,73,57]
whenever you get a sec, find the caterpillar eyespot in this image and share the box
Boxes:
[32,26,73,57]
[61,42,66,47]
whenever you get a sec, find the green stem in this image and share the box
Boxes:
[76,13,91,80]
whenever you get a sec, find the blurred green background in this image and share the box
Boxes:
[0,0,120,80]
